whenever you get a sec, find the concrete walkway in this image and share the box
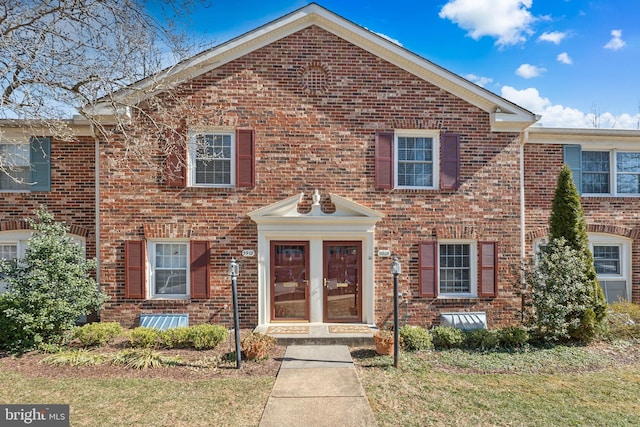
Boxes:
[259,345,378,427]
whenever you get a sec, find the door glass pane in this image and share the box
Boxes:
[325,244,360,322]
[273,244,307,320]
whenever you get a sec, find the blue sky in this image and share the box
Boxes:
[158,0,640,129]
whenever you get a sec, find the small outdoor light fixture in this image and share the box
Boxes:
[391,256,401,368]
[229,257,241,369]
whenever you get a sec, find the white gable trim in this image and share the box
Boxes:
[90,4,536,131]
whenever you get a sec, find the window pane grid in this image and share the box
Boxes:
[194,133,232,185]
[0,244,17,260]
[593,245,620,275]
[0,143,30,191]
[154,243,187,295]
[616,152,640,194]
[397,136,433,187]
[582,151,610,194]
[439,244,471,293]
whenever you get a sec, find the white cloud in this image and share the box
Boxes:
[439,0,535,47]
[465,73,493,87]
[501,86,640,128]
[374,31,403,46]
[604,29,626,50]
[516,64,546,78]
[557,52,572,64]
[538,31,567,44]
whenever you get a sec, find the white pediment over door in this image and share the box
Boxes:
[247,190,384,227]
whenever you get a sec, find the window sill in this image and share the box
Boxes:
[147,296,190,301]
[437,294,478,300]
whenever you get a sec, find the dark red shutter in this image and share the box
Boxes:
[440,133,460,190]
[419,241,438,297]
[190,241,210,299]
[236,129,255,187]
[125,240,146,299]
[375,132,394,189]
[478,241,498,297]
[166,129,186,187]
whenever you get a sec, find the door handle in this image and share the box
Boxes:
[323,278,327,288]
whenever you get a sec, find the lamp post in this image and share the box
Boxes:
[229,257,241,369]
[391,256,401,368]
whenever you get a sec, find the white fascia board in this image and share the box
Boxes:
[525,127,640,148]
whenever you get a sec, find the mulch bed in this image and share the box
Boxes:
[0,333,286,381]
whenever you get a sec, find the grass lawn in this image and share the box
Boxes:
[0,371,274,426]
[356,341,640,427]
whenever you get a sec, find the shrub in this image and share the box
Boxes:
[241,332,276,360]
[527,238,599,343]
[43,349,105,366]
[399,325,432,351]
[431,326,465,350]
[0,208,109,352]
[111,349,182,369]
[497,326,530,349]
[464,329,500,351]
[604,301,640,340]
[161,327,192,349]
[187,324,229,350]
[74,322,123,347]
[128,327,162,348]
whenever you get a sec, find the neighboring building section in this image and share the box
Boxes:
[524,127,640,304]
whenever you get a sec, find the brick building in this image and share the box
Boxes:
[1,4,639,330]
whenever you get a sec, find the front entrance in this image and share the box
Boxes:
[271,241,310,321]
[249,191,383,326]
[324,241,361,323]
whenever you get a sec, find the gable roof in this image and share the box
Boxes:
[91,3,537,132]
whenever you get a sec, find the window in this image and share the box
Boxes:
[191,132,233,186]
[124,240,210,300]
[0,142,30,191]
[184,129,255,188]
[376,131,460,190]
[0,243,18,293]
[567,146,640,196]
[593,245,620,275]
[439,243,471,294]
[582,151,609,194]
[149,242,189,298]
[419,240,497,298]
[396,135,435,188]
[616,152,640,194]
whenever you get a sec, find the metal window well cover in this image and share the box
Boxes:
[440,312,487,331]
[139,314,189,330]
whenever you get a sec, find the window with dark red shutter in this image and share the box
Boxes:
[419,241,438,297]
[440,133,460,190]
[478,241,498,297]
[236,129,255,187]
[375,132,394,189]
[125,240,146,299]
[190,241,210,299]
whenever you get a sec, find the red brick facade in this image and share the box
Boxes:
[0,134,96,260]
[97,25,525,328]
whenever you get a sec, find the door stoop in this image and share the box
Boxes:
[255,323,375,346]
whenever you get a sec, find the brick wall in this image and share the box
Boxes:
[99,26,524,328]
[0,135,96,259]
[524,143,640,303]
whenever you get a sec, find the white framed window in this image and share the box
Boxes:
[581,150,640,196]
[395,130,439,189]
[188,131,235,187]
[0,142,30,191]
[148,241,190,299]
[438,240,477,297]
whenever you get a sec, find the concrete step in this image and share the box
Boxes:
[254,323,375,346]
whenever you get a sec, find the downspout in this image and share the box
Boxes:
[519,130,528,323]
[90,123,101,297]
